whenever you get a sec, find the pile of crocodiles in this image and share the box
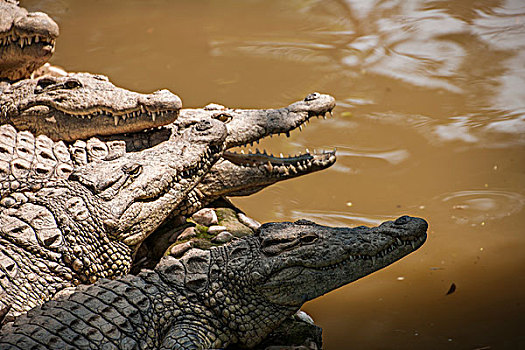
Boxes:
[0,1,428,349]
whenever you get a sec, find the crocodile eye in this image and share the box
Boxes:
[213,113,232,123]
[122,163,142,177]
[299,233,318,245]
[64,79,82,89]
[304,92,320,101]
[35,77,57,92]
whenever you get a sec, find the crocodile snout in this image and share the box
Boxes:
[138,89,182,111]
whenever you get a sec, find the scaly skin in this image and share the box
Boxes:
[134,150,337,270]
[0,117,227,322]
[178,92,336,149]
[0,93,336,323]
[0,73,181,141]
[0,216,428,349]
[0,0,59,81]
[116,92,336,215]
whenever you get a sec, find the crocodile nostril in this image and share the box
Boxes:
[294,219,315,225]
[394,216,410,225]
[304,92,320,101]
[195,120,213,132]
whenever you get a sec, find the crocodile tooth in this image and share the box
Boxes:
[122,114,126,121]
[280,153,284,158]
[265,161,273,172]
[396,238,402,245]
[299,125,303,131]
[289,165,297,174]
[411,241,416,249]
[151,112,156,122]
[35,36,40,43]
[113,115,119,126]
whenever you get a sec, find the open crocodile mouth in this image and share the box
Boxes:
[223,149,336,175]
[0,33,56,50]
[221,99,336,173]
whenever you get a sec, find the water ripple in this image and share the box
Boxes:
[437,190,525,224]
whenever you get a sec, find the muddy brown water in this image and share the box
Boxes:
[20,0,525,348]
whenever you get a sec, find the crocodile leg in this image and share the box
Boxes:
[160,323,218,350]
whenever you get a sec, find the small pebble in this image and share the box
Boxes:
[170,241,192,257]
[294,310,315,325]
[177,226,197,241]
[208,225,228,235]
[237,213,261,231]
[212,231,234,244]
[192,208,218,226]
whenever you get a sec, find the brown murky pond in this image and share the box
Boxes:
[22,0,525,348]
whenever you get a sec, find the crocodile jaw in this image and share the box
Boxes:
[0,1,58,81]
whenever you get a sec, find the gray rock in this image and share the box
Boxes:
[192,208,218,226]
[238,212,261,231]
[169,241,192,258]
[212,231,234,244]
[208,225,228,235]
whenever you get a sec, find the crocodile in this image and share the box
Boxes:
[0,117,227,322]
[0,0,59,81]
[0,215,428,349]
[0,73,182,142]
[0,92,336,322]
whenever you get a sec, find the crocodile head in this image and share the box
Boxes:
[69,118,227,247]
[177,92,336,196]
[159,216,427,347]
[251,216,428,306]
[180,92,336,149]
[0,0,58,81]
[0,73,181,141]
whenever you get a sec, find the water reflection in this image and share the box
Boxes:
[18,0,525,348]
[210,0,525,146]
